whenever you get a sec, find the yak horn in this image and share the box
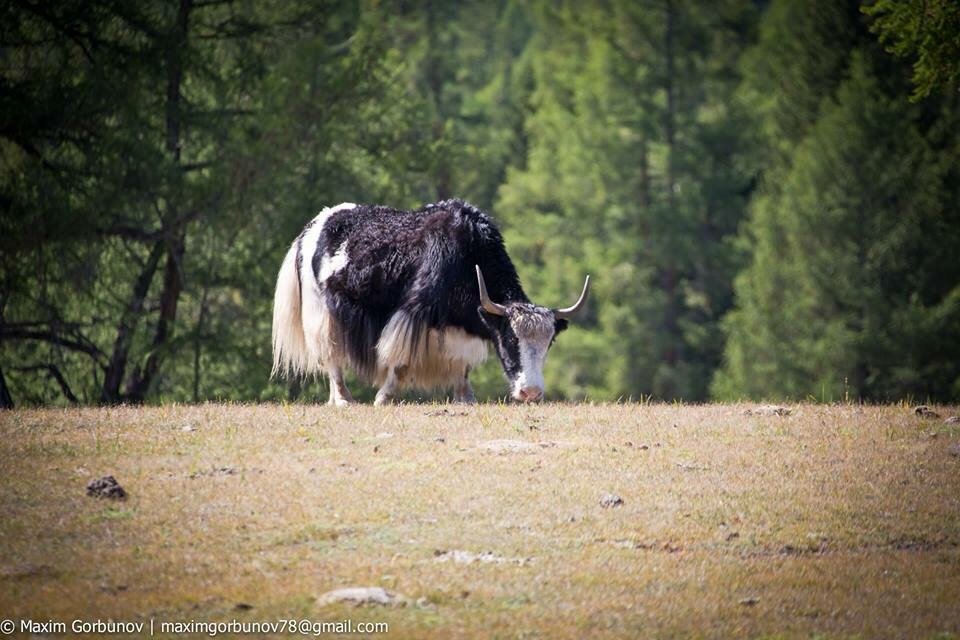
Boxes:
[554,275,591,319]
[475,266,508,316]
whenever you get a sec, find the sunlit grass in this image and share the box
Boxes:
[1,403,958,638]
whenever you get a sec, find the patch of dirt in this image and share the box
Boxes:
[779,542,829,556]
[675,462,710,471]
[610,539,683,553]
[98,583,129,595]
[86,475,127,499]
[425,408,469,417]
[0,563,59,580]
[886,536,953,552]
[433,549,531,566]
[316,587,405,607]
[477,439,556,454]
[189,466,238,479]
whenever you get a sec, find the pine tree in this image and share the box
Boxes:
[714,0,960,401]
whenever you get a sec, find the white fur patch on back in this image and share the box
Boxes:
[376,311,488,388]
[297,202,356,375]
[319,240,349,282]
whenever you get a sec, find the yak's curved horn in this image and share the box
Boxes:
[475,265,508,316]
[554,275,591,319]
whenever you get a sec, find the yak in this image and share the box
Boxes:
[271,199,589,404]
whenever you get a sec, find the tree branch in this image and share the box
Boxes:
[11,364,79,404]
[0,326,105,362]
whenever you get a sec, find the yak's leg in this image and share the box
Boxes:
[453,366,476,404]
[375,366,405,406]
[327,366,354,406]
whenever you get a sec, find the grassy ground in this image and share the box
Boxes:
[1,403,959,639]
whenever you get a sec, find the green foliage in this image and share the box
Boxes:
[1,0,958,405]
[864,0,960,100]
[714,0,960,402]
[495,0,758,400]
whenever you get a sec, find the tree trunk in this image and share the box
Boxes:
[100,241,165,403]
[425,0,451,200]
[125,0,193,402]
[0,365,13,409]
[192,285,209,403]
[660,0,680,375]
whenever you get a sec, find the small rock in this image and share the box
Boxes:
[739,597,760,606]
[87,476,127,500]
[181,424,197,432]
[600,493,624,508]
[234,603,254,611]
[375,432,394,439]
[316,587,404,607]
[944,416,959,424]
[433,436,446,444]
[914,405,941,419]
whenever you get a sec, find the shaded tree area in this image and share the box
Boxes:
[1,0,958,406]
[713,0,960,402]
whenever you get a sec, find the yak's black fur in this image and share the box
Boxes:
[296,199,554,383]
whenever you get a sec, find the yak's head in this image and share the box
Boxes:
[475,265,590,403]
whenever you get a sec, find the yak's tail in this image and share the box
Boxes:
[271,242,308,379]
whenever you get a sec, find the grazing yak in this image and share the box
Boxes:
[271,199,589,405]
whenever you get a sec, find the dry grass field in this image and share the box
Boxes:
[1,403,959,638]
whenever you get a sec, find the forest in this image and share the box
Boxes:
[1,0,959,406]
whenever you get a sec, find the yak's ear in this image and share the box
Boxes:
[554,318,569,335]
[477,305,502,324]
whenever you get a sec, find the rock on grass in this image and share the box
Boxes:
[316,587,404,607]
[600,493,624,508]
[914,405,941,419]
[743,405,791,417]
[86,476,126,500]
